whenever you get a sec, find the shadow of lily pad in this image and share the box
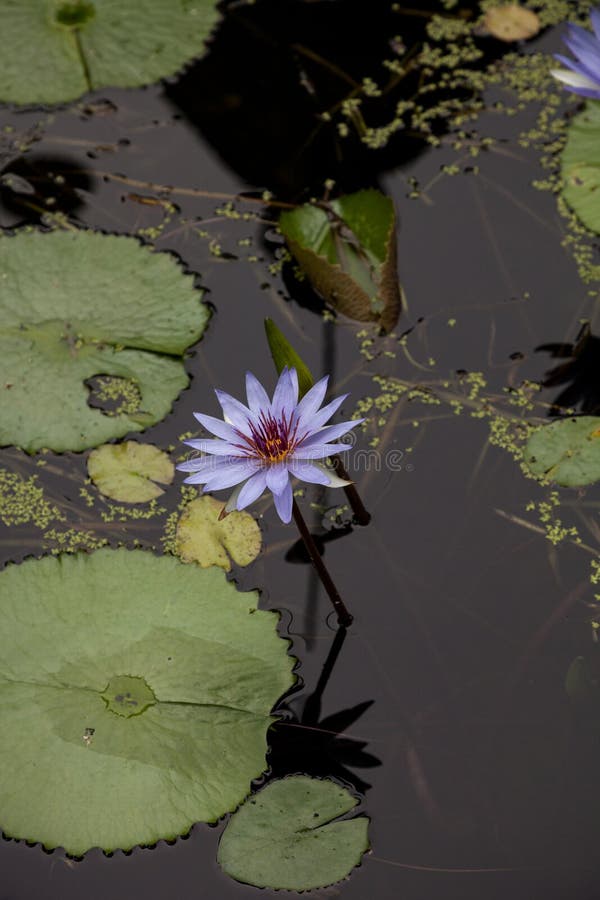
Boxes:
[0,548,295,855]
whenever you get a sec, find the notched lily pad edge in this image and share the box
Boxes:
[0,224,210,456]
[0,8,224,110]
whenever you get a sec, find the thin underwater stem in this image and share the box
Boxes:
[331,456,371,526]
[292,500,353,627]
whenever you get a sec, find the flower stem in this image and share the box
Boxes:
[292,500,353,627]
[331,456,371,526]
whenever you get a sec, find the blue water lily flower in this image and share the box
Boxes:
[552,8,600,99]
[178,368,361,523]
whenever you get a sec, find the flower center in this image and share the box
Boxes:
[236,411,301,463]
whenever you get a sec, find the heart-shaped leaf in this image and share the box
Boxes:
[218,776,369,890]
[87,442,174,502]
[0,229,208,453]
[524,416,600,486]
[175,495,262,571]
[0,548,294,855]
[0,0,221,105]
[561,103,600,235]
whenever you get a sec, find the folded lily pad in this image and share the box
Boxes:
[175,495,262,571]
[217,776,370,890]
[88,442,174,502]
[0,0,221,106]
[524,416,600,486]
[561,103,600,235]
[280,190,400,333]
[0,548,294,855]
[0,229,208,453]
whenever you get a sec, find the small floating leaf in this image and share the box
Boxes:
[87,442,174,503]
[0,0,221,105]
[264,318,314,398]
[0,229,208,453]
[561,103,600,235]
[524,416,600,486]
[218,776,369,890]
[481,4,540,41]
[0,548,294,855]
[280,190,400,332]
[175,495,261,571]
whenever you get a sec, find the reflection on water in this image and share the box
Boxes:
[1,5,600,899]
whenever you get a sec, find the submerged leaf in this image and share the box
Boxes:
[0,0,221,105]
[264,318,314,398]
[0,229,208,453]
[175,495,261,570]
[482,4,540,41]
[87,442,174,502]
[217,776,369,890]
[0,548,294,855]
[562,104,600,235]
[280,190,400,332]
[524,416,600,486]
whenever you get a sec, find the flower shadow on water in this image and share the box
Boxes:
[269,627,381,794]
[537,323,600,416]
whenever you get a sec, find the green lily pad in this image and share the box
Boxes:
[0,229,208,453]
[561,103,600,234]
[524,416,600,486]
[280,190,400,333]
[0,0,221,106]
[88,441,174,503]
[218,776,369,890]
[0,548,294,855]
[175,495,262,571]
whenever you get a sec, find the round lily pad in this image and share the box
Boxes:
[175,495,262,571]
[88,441,174,502]
[524,416,600,486]
[217,776,370,891]
[561,103,600,235]
[0,548,294,855]
[0,229,209,453]
[0,0,221,106]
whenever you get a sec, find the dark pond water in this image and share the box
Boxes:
[2,3,600,898]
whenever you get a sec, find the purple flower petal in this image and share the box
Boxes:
[554,51,600,87]
[292,442,354,459]
[293,375,329,425]
[180,455,241,483]
[303,393,349,432]
[271,367,298,419]
[592,8,600,40]
[266,462,290,496]
[184,438,247,456]
[203,460,261,491]
[215,389,256,433]
[245,372,271,413]
[299,420,362,447]
[273,480,293,523]
[176,457,219,473]
[193,412,240,443]
[287,459,333,486]
[236,470,268,509]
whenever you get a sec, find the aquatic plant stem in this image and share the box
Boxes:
[331,456,371,525]
[292,500,353,627]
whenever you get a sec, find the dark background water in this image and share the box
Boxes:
[2,3,600,898]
